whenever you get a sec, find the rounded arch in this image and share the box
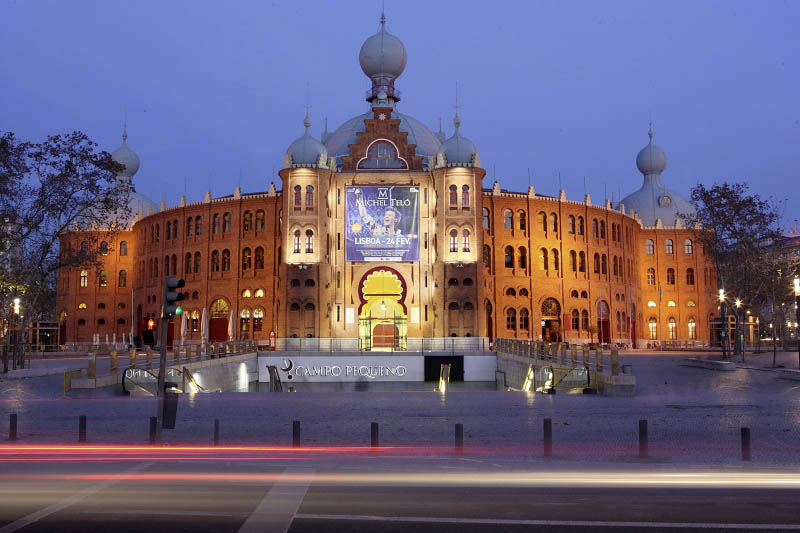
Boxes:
[540,297,561,318]
[209,297,231,318]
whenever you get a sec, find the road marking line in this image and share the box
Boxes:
[0,462,151,533]
[293,513,800,530]
[81,509,246,518]
[237,467,314,533]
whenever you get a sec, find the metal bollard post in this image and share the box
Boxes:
[371,422,379,448]
[543,418,552,456]
[741,427,751,461]
[149,416,157,444]
[293,421,301,447]
[214,419,220,447]
[9,414,17,442]
[87,353,96,379]
[610,347,619,376]
[455,423,464,453]
[109,350,118,376]
[79,415,87,442]
[639,419,648,458]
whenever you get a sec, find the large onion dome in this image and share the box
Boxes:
[285,112,328,168]
[436,113,479,167]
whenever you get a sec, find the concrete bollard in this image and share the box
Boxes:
[581,344,589,366]
[741,427,751,461]
[9,413,17,441]
[610,347,619,376]
[79,415,87,442]
[129,349,136,369]
[87,353,97,379]
[214,419,220,447]
[371,422,379,448]
[455,423,464,453]
[543,418,552,456]
[595,347,603,372]
[146,348,153,371]
[560,343,567,365]
[639,419,648,458]
[149,416,157,444]
[109,350,118,376]
[293,420,301,448]
[570,345,578,366]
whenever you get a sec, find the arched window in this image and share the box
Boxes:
[539,212,547,232]
[256,210,265,230]
[599,220,606,239]
[461,185,470,207]
[171,254,177,275]
[570,290,579,298]
[518,287,527,296]
[616,311,621,333]
[577,216,585,235]
[357,140,408,169]
[119,241,128,256]
[550,213,558,233]
[213,214,221,234]
[685,239,693,254]
[646,239,654,254]
[688,317,697,339]
[552,249,559,272]
[649,318,658,340]
[570,250,577,272]
[571,310,580,330]
[289,302,300,312]
[242,289,252,298]
[100,241,108,256]
[253,308,264,332]
[613,256,618,276]
[648,301,657,307]
[505,287,515,296]
[195,216,202,235]
[686,268,695,285]
[667,300,676,307]
[194,252,201,273]
[187,217,193,236]
[581,290,588,299]
[211,250,220,272]
[462,229,470,252]
[191,310,200,332]
[483,245,491,268]
[450,229,458,252]
[504,246,514,268]
[449,185,457,206]
[290,279,300,287]
[647,268,655,285]
[568,215,575,234]
[223,212,231,232]
[98,270,107,287]
[540,248,549,271]
[241,247,252,271]
[482,207,490,229]
[172,220,178,239]
[305,185,314,207]
[601,254,607,275]
[255,247,264,269]
[153,258,158,278]
[294,185,302,206]
[243,211,252,232]
[519,309,530,330]
[221,249,231,271]
[518,211,526,231]
[665,239,674,254]
[164,255,170,276]
[305,229,314,253]
[464,278,474,286]
[592,219,599,237]
[518,247,527,269]
[118,270,127,287]
[506,308,516,330]
[78,303,87,310]
[503,209,513,229]
[581,310,589,330]
[254,288,265,297]
[593,253,600,273]
[449,278,459,287]
[293,230,301,253]
[579,251,586,273]
[240,309,251,333]
[668,317,677,339]
[80,269,88,287]
[666,267,675,285]
[304,279,315,287]
[611,223,616,242]
[185,252,192,274]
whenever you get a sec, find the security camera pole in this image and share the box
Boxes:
[156,276,185,442]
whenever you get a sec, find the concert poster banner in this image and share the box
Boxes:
[345,186,419,262]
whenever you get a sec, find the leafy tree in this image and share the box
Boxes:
[0,131,132,326]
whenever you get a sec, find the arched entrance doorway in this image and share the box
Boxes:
[358,268,407,351]
[541,298,562,341]
[597,300,610,344]
[209,298,230,342]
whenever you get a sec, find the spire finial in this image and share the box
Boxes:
[380,0,386,27]
[453,82,461,131]
[122,109,128,142]
[303,82,312,129]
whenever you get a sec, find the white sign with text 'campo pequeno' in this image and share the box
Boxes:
[258,355,424,382]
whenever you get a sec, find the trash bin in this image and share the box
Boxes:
[162,381,179,429]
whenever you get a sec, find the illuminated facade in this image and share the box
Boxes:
[56,16,717,348]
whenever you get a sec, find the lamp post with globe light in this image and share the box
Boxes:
[719,289,727,360]
[794,276,799,369]
[734,299,743,361]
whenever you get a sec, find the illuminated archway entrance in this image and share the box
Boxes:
[358,268,407,351]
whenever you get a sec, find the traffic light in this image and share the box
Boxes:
[162,276,185,318]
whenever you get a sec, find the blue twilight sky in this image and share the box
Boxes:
[1,1,798,227]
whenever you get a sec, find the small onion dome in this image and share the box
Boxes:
[635,126,667,175]
[437,113,479,167]
[359,14,407,80]
[111,130,140,179]
[286,112,327,167]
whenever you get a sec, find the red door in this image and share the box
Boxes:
[372,324,397,349]
[597,319,610,344]
[209,318,228,342]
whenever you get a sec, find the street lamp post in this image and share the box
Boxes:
[794,276,799,369]
[719,289,727,360]
[734,299,743,361]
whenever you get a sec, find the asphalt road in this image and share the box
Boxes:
[0,450,798,533]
